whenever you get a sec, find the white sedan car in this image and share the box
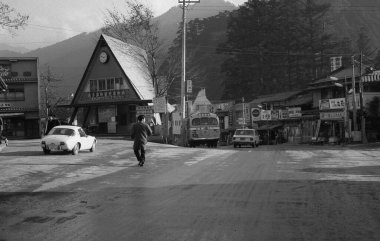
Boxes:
[41,125,97,155]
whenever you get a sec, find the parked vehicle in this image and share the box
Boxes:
[41,125,96,155]
[232,128,260,148]
[186,112,220,147]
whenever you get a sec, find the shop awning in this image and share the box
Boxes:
[361,72,380,82]
[257,124,283,130]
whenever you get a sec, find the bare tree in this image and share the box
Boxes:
[0,2,29,35]
[39,66,63,118]
[103,0,174,97]
[0,65,9,91]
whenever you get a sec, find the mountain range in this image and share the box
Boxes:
[1,0,380,100]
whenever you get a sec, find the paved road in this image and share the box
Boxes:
[1,139,380,240]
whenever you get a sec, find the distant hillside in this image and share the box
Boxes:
[155,0,237,50]
[326,0,380,54]
[0,43,29,54]
[23,32,101,97]
[0,50,23,57]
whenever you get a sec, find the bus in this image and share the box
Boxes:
[186,112,220,147]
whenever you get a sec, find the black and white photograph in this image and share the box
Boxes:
[1,0,380,240]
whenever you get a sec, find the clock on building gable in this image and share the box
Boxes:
[99,51,108,64]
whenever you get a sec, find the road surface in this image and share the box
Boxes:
[1,139,380,240]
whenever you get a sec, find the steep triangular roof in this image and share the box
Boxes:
[102,34,154,100]
[193,88,212,106]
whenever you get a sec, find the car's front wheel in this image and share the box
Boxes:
[72,143,79,155]
[90,141,96,152]
[43,148,50,154]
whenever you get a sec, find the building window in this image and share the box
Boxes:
[90,79,97,92]
[0,85,24,100]
[23,71,32,77]
[11,72,18,77]
[88,77,127,92]
[98,79,106,91]
[107,78,115,90]
[321,88,329,99]
[330,56,342,72]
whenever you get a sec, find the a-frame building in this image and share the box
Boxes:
[69,34,154,134]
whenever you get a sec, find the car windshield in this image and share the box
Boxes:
[235,130,254,135]
[49,128,75,136]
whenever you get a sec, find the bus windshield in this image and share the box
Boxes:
[191,117,218,126]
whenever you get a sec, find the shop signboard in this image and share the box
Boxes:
[288,107,302,118]
[261,110,271,120]
[279,109,289,119]
[319,99,330,110]
[271,110,279,120]
[136,106,154,121]
[251,108,261,121]
[320,111,345,120]
[172,112,181,135]
[153,96,167,113]
[186,79,192,93]
[329,98,346,109]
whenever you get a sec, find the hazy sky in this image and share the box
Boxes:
[1,0,246,51]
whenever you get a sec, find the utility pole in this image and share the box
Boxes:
[352,56,358,131]
[179,0,199,146]
[359,52,368,143]
[180,0,186,120]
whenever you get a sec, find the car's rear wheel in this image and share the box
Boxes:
[43,148,50,154]
[90,141,96,152]
[72,143,79,155]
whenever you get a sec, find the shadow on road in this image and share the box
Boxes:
[301,166,380,176]
[0,151,72,156]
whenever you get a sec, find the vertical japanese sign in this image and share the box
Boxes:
[186,79,192,93]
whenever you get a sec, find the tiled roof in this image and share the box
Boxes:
[103,34,154,100]
[249,90,304,105]
[362,71,380,82]
[285,93,313,106]
[309,66,360,86]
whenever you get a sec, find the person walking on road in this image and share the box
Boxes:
[131,115,152,166]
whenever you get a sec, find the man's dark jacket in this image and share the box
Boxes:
[131,122,152,144]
